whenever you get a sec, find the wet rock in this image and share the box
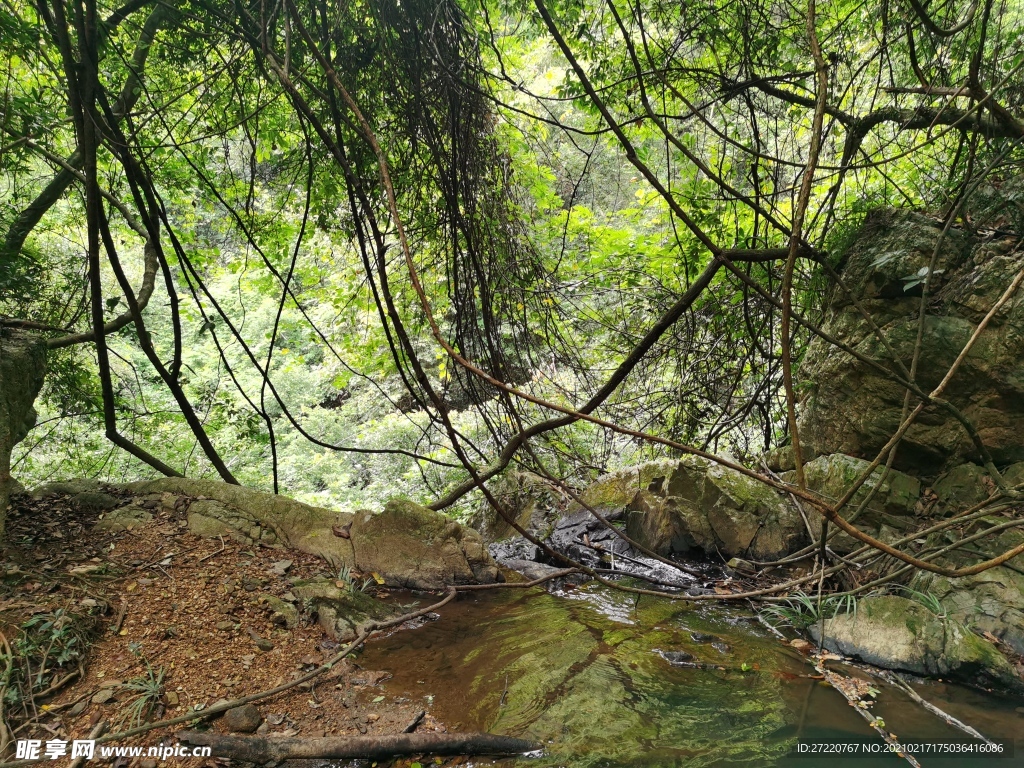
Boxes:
[690,632,717,643]
[660,650,694,665]
[809,595,1024,695]
[499,559,568,582]
[223,704,263,733]
[292,578,400,641]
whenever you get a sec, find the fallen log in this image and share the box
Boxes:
[176,730,541,761]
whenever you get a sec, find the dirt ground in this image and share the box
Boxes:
[0,488,467,767]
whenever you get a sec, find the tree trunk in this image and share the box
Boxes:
[0,329,47,539]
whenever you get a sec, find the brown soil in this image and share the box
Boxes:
[0,488,462,767]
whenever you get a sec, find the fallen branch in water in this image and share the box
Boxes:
[878,671,995,746]
[175,731,541,762]
[813,659,922,768]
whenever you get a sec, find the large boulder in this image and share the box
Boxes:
[810,595,1024,696]
[910,518,1024,655]
[0,329,47,539]
[779,454,921,553]
[350,499,499,589]
[624,457,805,561]
[797,209,1024,472]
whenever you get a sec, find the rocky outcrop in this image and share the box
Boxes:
[630,457,805,560]
[350,499,499,589]
[0,329,47,538]
[910,517,1024,655]
[121,479,500,589]
[483,458,805,566]
[797,209,1024,471]
[810,595,1024,696]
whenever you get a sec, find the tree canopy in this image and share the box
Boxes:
[2,0,1022,518]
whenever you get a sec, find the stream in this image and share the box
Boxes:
[358,583,1024,767]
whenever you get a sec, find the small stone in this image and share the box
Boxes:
[366,713,379,723]
[660,650,694,665]
[254,637,274,652]
[266,713,286,725]
[216,620,235,631]
[270,560,293,576]
[690,632,717,643]
[70,701,88,716]
[91,689,115,705]
[98,679,122,688]
[789,638,814,653]
[223,704,263,733]
[711,642,731,654]
[165,691,179,706]
[255,722,270,735]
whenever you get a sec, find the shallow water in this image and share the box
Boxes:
[359,585,1024,767]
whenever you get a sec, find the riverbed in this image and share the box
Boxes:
[359,584,1024,767]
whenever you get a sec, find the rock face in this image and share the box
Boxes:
[350,499,499,589]
[797,209,1024,471]
[0,329,47,538]
[810,595,1024,696]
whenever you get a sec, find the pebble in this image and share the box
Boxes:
[254,638,274,652]
[660,650,694,665]
[91,689,114,705]
[215,620,235,631]
[789,638,814,653]
[223,704,263,733]
[165,691,179,706]
[270,560,293,576]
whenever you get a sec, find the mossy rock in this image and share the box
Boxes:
[351,499,499,589]
[932,463,992,511]
[783,454,921,532]
[811,595,1024,696]
[127,477,353,565]
[291,579,399,641]
[94,505,153,532]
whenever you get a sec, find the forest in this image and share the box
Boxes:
[1,0,1024,763]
